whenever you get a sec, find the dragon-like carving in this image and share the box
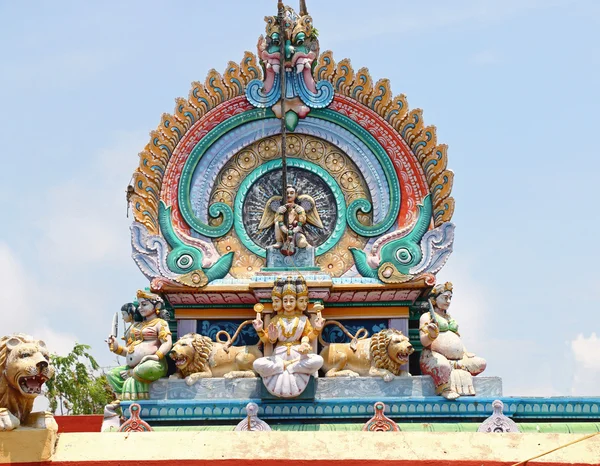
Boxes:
[246,1,334,129]
[350,195,455,283]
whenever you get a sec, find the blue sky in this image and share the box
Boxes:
[1,0,598,396]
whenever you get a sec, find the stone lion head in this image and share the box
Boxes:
[370,329,414,375]
[0,334,54,400]
[169,333,212,377]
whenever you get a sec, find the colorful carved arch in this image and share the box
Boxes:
[129,49,455,287]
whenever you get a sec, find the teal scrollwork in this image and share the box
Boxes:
[311,108,401,237]
[350,195,432,279]
[159,201,233,282]
[233,159,347,258]
[178,108,275,238]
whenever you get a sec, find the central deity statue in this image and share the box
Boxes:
[252,276,325,398]
[258,185,323,256]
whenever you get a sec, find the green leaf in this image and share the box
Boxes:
[46,343,115,415]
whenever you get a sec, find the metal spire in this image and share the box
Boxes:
[299,0,308,15]
[278,0,287,201]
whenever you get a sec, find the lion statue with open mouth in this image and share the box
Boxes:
[0,334,56,431]
[320,328,414,381]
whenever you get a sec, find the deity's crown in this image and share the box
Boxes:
[136,288,164,303]
[272,277,285,298]
[295,276,308,297]
[430,282,453,298]
[282,276,297,297]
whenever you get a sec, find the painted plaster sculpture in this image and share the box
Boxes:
[478,400,520,433]
[362,402,400,432]
[119,403,153,432]
[246,1,333,130]
[234,402,271,431]
[258,184,323,254]
[252,276,325,398]
[419,282,486,400]
[320,328,413,381]
[169,333,262,384]
[0,334,56,431]
[101,401,122,432]
[129,3,456,284]
[107,290,172,400]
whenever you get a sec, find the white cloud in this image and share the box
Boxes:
[2,132,148,369]
[436,256,491,351]
[436,256,571,396]
[570,333,600,396]
[34,131,145,267]
[0,242,76,353]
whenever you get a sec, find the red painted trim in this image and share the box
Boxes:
[10,461,593,466]
[330,95,429,226]
[54,415,103,433]
[162,96,253,234]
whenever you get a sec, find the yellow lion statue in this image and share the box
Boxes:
[169,333,262,385]
[0,334,56,431]
[319,328,414,381]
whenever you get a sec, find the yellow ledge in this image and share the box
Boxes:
[0,427,57,464]
[2,430,600,465]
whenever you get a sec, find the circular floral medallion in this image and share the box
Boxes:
[208,134,372,278]
[242,166,338,250]
[305,140,326,161]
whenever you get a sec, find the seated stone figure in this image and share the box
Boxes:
[107,290,172,400]
[252,276,324,398]
[419,282,486,400]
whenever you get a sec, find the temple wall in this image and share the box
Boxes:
[3,429,600,466]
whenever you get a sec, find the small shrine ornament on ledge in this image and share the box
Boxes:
[234,403,271,431]
[477,400,520,433]
[119,403,153,432]
[362,402,400,432]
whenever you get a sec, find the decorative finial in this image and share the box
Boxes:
[234,402,271,431]
[119,403,153,432]
[362,402,400,432]
[299,0,308,15]
[477,400,520,433]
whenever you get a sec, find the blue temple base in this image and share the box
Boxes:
[122,396,600,423]
[146,376,502,400]
[120,377,600,423]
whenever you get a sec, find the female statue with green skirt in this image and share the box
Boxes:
[107,290,172,400]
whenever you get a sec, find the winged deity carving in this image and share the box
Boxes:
[258,185,323,255]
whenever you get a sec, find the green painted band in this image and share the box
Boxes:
[179,107,401,240]
[233,158,347,258]
[312,108,401,237]
[178,108,274,237]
